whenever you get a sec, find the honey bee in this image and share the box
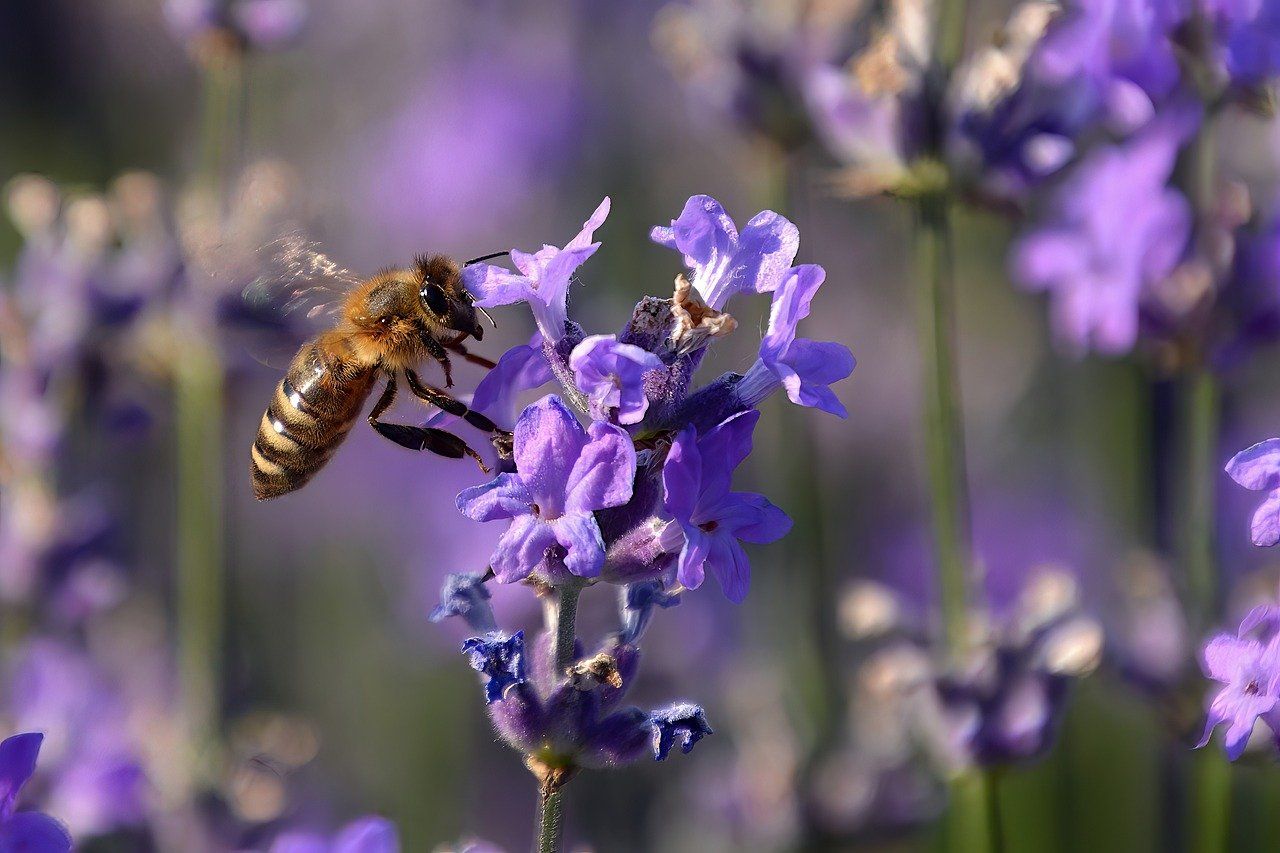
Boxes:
[249,249,505,501]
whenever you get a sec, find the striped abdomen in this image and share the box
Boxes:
[251,340,377,500]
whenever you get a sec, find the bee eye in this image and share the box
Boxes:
[420,281,449,316]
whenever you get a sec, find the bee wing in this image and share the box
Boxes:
[238,232,360,370]
[240,231,361,325]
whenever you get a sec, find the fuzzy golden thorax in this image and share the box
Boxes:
[338,254,484,371]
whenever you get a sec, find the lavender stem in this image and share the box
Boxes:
[536,580,583,852]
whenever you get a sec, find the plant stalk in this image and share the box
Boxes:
[535,580,584,853]
[914,194,971,654]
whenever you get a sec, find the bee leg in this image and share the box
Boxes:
[404,369,500,434]
[422,336,455,388]
[368,378,491,472]
[446,341,498,371]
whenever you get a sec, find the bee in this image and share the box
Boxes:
[249,248,505,501]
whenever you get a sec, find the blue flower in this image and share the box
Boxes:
[735,264,855,417]
[456,396,636,582]
[650,703,713,760]
[429,572,496,633]
[463,631,527,704]
[569,334,664,425]
[0,733,72,852]
[469,333,554,430]
[619,581,681,644]
[464,199,610,342]
[661,411,792,602]
[650,195,798,309]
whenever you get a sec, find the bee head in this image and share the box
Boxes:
[414,254,484,341]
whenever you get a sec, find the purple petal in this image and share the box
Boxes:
[1226,439,1280,491]
[456,473,533,522]
[736,210,801,295]
[463,264,533,308]
[0,733,42,816]
[470,335,553,427]
[1250,491,1280,547]
[706,535,752,603]
[551,512,607,578]
[662,427,702,525]
[761,264,826,351]
[512,396,589,515]
[774,338,856,417]
[0,812,72,853]
[564,197,611,252]
[697,410,759,504]
[675,526,711,591]
[723,492,793,544]
[564,421,636,514]
[232,0,307,48]
[649,195,738,267]
[332,816,400,853]
[1201,634,1257,683]
[490,516,558,584]
[1010,230,1089,291]
[569,335,662,424]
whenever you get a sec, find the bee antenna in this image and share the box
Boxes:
[464,251,510,266]
[476,304,497,328]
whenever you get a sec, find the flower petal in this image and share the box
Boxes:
[675,526,711,591]
[456,473,533,522]
[512,396,589,515]
[564,421,637,514]
[697,410,759,505]
[0,812,72,853]
[1227,439,1280,492]
[0,733,42,815]
[1201,633,1257,683]
[1251,491,1280,547]
[776,338,856,418]
[662,426,702,525]
[462,264,533,308]
[470,335,553,428]
[490,516,558,584]
[736,210,801,295]
[551,512,607,578]
[706,535,752,603]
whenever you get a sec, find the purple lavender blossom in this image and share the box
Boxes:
[463,632,527,704]
[1226,439,1280,546]
[1010,103,1197,355]
[1202,0,1280,85]
[270,815,399,853]
[1197,605,1280,759]
[464,199,610,342]
[650,703,713,760]
[457,396,636,583]
[662,411,792,602]
[619,581,681,644]
[735,264,855,417]
[649,196,799,309]
[569,335,664,424]
[0,733,72,852]
[429,572,497,633]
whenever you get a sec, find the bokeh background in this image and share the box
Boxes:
[3,0,1280,850]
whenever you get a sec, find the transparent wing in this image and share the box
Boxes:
[240,231,361,325]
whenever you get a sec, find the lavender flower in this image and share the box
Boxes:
[1226,439,1280,546]
[165,0,307,52]
[463,632,527,704]
[429,572,497,633]
[469,333,553,429]
[570,335,664,424]
[735,264,855,417]
[650,195,799,309]
[456,396,636,582]
[465,199,610,342]
[619,581,681,644]
[270,815,399,853]
[0,733,72,852]
[1197,606,1280,759]
[651,703,714,760]
[662,411,792,602]
[1010,103,1197,355]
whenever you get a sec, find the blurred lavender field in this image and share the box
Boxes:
[1,0,1280,850]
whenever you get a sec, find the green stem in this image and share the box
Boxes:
[536,789,565,853]
[1179,367,1220,625]
[914,195,971,653]
[1191,747,1231,853]
[175,342,225,768]
[534,581,583,853]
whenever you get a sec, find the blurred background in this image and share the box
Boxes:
[2,0,1280,850]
